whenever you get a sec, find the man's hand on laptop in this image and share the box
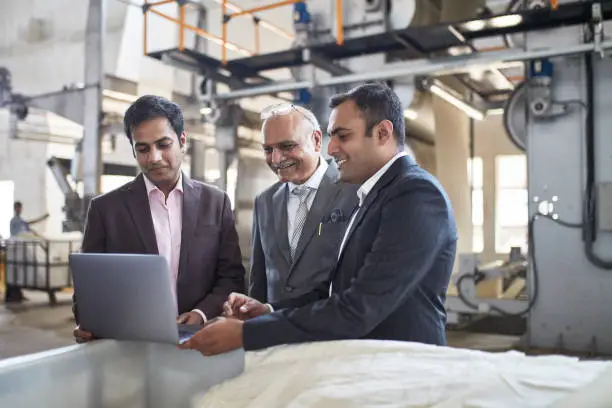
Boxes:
[222,293,272,321]
[73,326,95,343]
[176,311,204,325]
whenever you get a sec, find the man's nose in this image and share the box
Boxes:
[150,147,163,162]
[271,148,283,164]
[327,136,338,156]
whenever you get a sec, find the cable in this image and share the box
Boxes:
[456,212,581,316]
[583,51,612,269]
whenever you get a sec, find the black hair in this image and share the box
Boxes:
[329,82,405,147]
[123,95,184,147]
[13,201,22,211]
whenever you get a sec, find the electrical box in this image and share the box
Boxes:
[598,182,612,231]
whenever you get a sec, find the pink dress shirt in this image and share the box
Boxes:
[143,174,206,322]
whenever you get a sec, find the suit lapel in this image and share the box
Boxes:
[125,174,158,255]
[290,165,341,267]
[337,155,417,265]
[178,174,201,282]
[272,184,291,266]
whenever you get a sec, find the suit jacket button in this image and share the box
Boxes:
[285,285,294,292]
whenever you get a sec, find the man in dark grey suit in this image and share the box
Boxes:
[73,95,245,343]
[179,83,457,356]
[248,103,357,312]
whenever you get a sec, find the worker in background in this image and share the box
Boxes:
[9,201,48,238]
[179,82,458,355]
[248,103,357,312]
[6,201,49,302]
[73,95,245,343]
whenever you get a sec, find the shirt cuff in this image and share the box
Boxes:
[265,303,274,313]
[191,309,207,324]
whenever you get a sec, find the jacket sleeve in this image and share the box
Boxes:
[248,196,268,303]
[74,198,107,324]
[243,179,454,350]
[195,193,246,319]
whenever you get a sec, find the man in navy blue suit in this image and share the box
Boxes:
[180,83,458,356]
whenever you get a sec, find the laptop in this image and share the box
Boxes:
[70,253,201,344]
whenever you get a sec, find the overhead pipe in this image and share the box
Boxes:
[204,40,612,102]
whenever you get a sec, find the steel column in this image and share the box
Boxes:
[82,0,106,213]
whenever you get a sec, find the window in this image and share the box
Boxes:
[468,157,484,253]
[0,181,15,239]
[495,155,528,253]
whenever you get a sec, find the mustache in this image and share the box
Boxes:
[270,160,297,171]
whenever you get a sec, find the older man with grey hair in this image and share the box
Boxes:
[242,103,358,316]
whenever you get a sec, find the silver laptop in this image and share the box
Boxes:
[70,253,200,344]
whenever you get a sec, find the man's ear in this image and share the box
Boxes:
[312,130,323,151]
[179,132,187,150]
[374,120,394,145]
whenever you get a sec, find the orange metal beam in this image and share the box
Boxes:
[229,0,303,19]
[336,0,344,45]
[148,8,253,56]
[222,0,228,64]
[179,3,185,51]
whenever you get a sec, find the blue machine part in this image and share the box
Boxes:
[529,59,554,79]
[293,2,311,24]
[295,89,312,106]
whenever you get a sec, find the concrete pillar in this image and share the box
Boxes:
[82,0,105,211]
[432,95,472,269]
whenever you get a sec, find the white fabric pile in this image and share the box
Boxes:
[193,340,612,408]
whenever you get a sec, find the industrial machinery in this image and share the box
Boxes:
[142,0,612,356]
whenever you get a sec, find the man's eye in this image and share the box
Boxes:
[135,147,149,154]
[263,147,273,154]
[279,144,296,151]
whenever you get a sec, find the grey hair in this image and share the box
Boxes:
[260,103,321,133]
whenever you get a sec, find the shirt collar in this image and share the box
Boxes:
[287,156,328,193]
[357,151,408,206]
[143,171,184,196]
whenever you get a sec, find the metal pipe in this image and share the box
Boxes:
[207,40,612,101]
[143,0,148,55]
[336,0,344,45]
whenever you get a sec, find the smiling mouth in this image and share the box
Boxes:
[275,161,297,171]
[335,159,347,168]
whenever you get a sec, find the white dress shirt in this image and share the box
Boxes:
[286,158,328,244]
[266,158,328,314]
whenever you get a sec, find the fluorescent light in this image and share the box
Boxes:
[430,83,485,121]
[463,19,486,32]
[404,108,418,120]
[200,107,213,115]
[487,108,505,116]
[489,14,523,29]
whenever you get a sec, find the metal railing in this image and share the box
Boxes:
[142,0,344,65]
[221,0,344,64]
